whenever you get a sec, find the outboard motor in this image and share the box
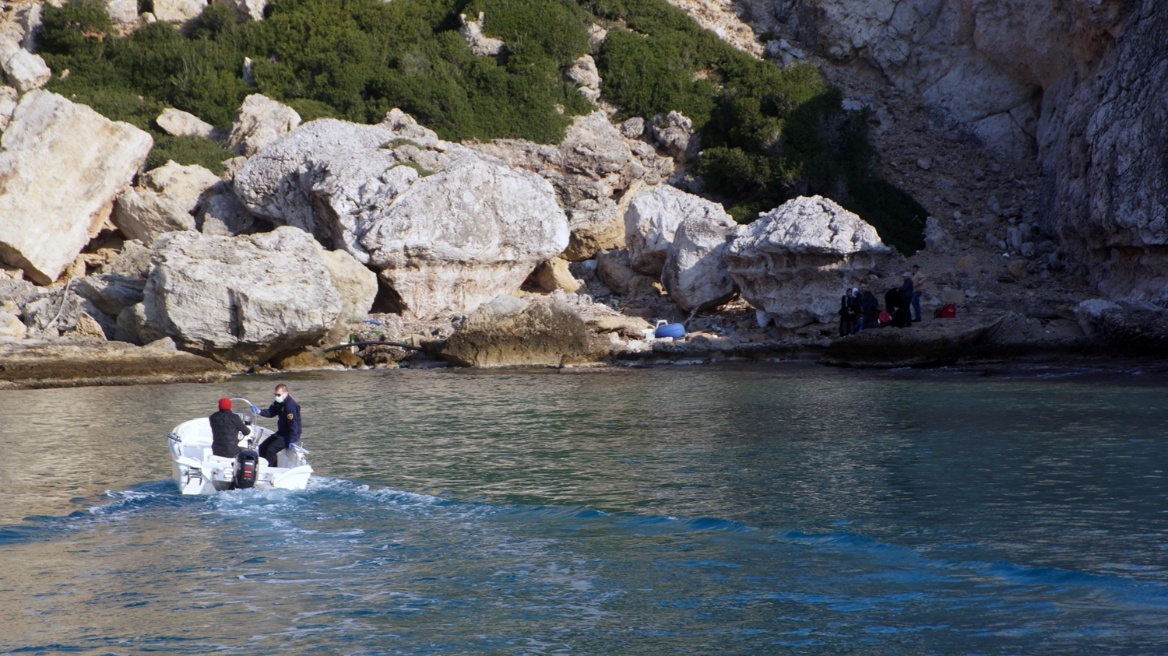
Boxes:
[233,449,260,489]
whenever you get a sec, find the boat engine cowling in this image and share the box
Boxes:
[233,449,260,489]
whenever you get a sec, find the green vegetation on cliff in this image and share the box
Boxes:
[588,0,925,251]
[38,0,924,252]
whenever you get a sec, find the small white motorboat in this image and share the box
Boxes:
[167,398,313,495]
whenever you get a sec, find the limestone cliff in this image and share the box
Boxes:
[712,0,1164,308]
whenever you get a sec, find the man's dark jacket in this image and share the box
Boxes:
[209,409,250,458]
[260,396,302,444]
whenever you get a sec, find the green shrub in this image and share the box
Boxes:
[36,0,925,252]
[146,135,235,174]
[39,0,112,56]
[40,0,596,162]
[589,0,925,253]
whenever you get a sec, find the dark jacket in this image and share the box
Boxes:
[209,409,250,458]
[839,293,859,317]
[260,396,302,444]
[899,277,914,303]
[858,290,879,322]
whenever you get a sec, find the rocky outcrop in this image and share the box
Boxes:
[234,115,462,253]
[112,161,221,245]
[156,108,216,139]
[531,257,583,294]
[648,111,699,164]
[596,248,659,298]
[662,213,738,311]
[0,85,17,132]
[727,196,900,327]
[126,227,346,366]
[567,54,601,103]
[1039,0,1168,306]
[458,12,504,57]
[1075,299,1168,354]
[107,0,140,28]
[441,295,600,367]
[0,38,50,94]
[319,246,378,342]
[197,184,260,236]
[823,315,1006,367]
[625,184,731,275]
[236,115,569,320]
[0,91,153,284]
[214,0,268,22]
[0,340,228,389]
[361,155,569,320]
[152,0,208,25]
[475,111,674,261]
[747,0,1131,158]
[227,94,300,156]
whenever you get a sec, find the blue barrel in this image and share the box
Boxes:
[654,323,686,339]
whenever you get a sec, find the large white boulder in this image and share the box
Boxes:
[625,184,731,276]
[360,155,569,320]
[473,111,673,260]
[662,213,738,312]
[234,117,453,250]
[113,161,221,245]
[0,91,153,284]
[227,94,300,156]
[128,227,346,366]
[236,115,569,320]
[727,195,900,328]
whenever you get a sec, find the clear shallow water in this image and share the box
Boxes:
[1,363,1167,654]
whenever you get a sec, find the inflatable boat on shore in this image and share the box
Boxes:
[166,398,312,495]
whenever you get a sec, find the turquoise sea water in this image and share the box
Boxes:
[1,363,1167,654]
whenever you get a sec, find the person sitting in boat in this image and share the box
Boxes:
[250,383,302,467]
[210,397,250,458]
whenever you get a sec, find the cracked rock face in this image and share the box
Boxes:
[1038,0,1168,306]
[475,111,674,261]
[235,114,569,321]
[745,0,1130,158]
[0,90,152,285]
[130,227,345,366]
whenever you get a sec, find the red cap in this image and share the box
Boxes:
[218,398,232,411]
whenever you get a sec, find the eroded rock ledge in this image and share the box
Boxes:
[0,339,229,390]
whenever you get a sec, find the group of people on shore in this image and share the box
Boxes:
[838,265,925,337]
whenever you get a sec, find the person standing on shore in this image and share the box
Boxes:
[857,285,879,331]
[839,287,859,337]
[910,264,926,323]
[250,383,302,467]
[896,272,914,328]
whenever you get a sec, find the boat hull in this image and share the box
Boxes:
[168,415,313,495]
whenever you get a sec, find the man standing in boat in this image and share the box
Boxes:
[251,383,302,467]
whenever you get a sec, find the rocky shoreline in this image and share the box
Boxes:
[2,0,1166,390]
[4,305,1166,391]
